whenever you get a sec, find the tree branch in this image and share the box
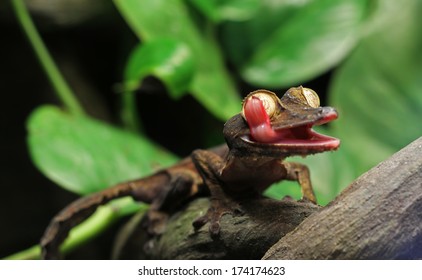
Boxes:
[113,197,320,259]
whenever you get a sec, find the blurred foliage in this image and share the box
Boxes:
[221,0,369,87]
[114,0,242,126]
[27,106,177,195]
[11,0,422,258]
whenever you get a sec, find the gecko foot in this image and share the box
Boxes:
[192,196,244,238]
[145,210,169,235]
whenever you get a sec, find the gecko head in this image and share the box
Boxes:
[224,87,340,157]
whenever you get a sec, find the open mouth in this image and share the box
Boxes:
[242,95,340,150]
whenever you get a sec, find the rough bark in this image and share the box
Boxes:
[113,197,320,259]
[114,137,422,260]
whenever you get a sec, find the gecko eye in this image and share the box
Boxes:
[241,90,279,120]
[300,87,320,108]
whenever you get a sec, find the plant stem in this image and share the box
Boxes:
[121,90,142,132]
[3,245,41,260]
[11,0,85,115]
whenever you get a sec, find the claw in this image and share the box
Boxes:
[209,220,221,238]
[192,197,243,238]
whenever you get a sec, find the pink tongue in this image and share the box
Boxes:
[244,97,278,143]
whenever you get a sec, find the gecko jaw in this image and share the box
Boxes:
[242,95,340,151]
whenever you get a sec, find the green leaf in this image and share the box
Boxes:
[114,0,242,121]
[330,0,422,175]
[188,0,259,22]
[120,39,195,131]
[223,0,370,87]
[27,105,178,195]
[123,39,195,99]
[221,1,302,68]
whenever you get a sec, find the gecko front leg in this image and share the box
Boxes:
[283,161,317,203]
[191,149,243,237]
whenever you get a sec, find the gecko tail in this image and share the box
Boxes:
[40,172,170,260]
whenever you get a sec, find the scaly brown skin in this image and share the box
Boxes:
[40,86,340,259]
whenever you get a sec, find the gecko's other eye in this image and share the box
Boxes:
[241,90,279,120]
[300,87,320,108]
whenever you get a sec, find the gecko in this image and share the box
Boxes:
[40,86,340,259]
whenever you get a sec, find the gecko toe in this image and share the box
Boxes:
[209,221,221,238]
[192,196,243,238]
[193,209,221,238]
[192,215,209,229]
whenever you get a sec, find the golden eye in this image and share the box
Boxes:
[301,87,320,108]
[241,89,279,119]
